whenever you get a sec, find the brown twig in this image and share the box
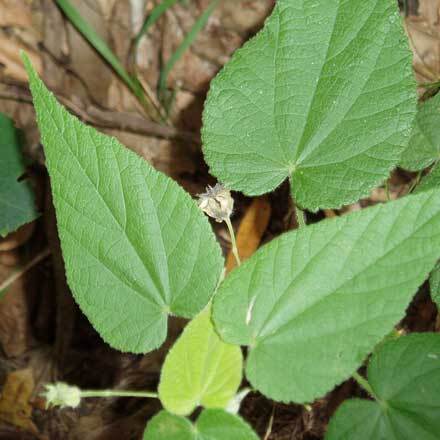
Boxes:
[0,83,199,144]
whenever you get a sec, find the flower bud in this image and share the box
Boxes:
[197,183,234,223]
[42,382,81,409]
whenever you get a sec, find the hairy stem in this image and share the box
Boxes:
[80,389,158,399]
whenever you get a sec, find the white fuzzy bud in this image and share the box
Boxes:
[42,382,81,409]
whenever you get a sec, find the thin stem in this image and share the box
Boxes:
[295,206,306,228]
[0,248,50,299]
[80,389,158,399]
[224,217,241,266]
[385,180,391,201]
[263,403,275,440]
[352,372,376,399]
[408,170,422,194]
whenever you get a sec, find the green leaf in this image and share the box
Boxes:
[202,0,416,211]
[429,261,440,309]
[400,93,440,171]
[143,409,259,440]
[144,411,193,440]
[159,306,242,415]
[213,189,440,403]
[22,53,223,353]
[326,333,440,440]
[0,113,38,236]
[415,162,440,193]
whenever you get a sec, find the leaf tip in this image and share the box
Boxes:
[20,50,31,71]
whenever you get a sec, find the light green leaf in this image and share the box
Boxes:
[23,53,223,354]
[143,409,259,440]
[144,411,193,440]
[400,93,440,171]
[213,189,440,403]
[0,113,38,236]
[326,333,440,440]
[159,306,242,415]
[429,261,440,309]
[202,0,416,211]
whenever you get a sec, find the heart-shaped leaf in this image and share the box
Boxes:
[213,189,440,403]
[143,409,259,440]
[159,306,243,415]
[23,53,223,353]
[0,113,38,237]
[202,0,416,211]
[400,93,440,171]
[326,333,440,440]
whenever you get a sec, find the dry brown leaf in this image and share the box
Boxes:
[0,256,34,357]
[0,223,35,252]
[0,34,42,82]
[406,0,440,85]
[323,209,337,218]
[0,369,38,435]
[226,197,271,272]
[0,0,33,28]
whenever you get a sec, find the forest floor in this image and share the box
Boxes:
[0,0,439,439]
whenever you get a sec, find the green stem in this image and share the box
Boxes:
[295,206,306,228]
[225,217,241,266]
[385,180,391,201]
[408,170,422,194]
[80,389,158,399]
[352,372,375,399]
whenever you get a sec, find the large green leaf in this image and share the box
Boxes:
[202,0,416,211]
[143,409,259,440]
[213,189,440,403]
[0,113,38,236]
[411,162,440,312]
[159,306,242,415]
[326,333,440,440]
[400,93,440,171]
[415,162,440,194]
[23,53,223,353]
[429,261,440,309]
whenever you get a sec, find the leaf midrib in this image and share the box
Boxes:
[40,96,167,306]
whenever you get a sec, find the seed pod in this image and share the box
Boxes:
[198,183,234,223]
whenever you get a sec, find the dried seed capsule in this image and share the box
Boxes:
[198,183,234,223]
